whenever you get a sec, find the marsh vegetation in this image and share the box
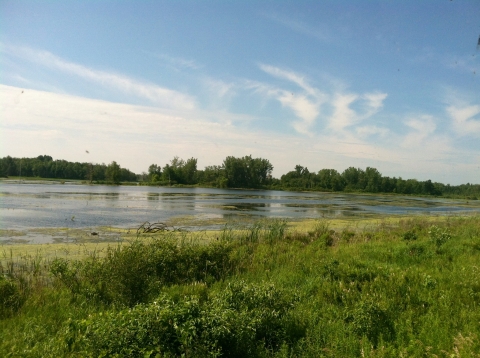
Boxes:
[1,215,480,356]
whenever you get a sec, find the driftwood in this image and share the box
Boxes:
[136,221,183,236]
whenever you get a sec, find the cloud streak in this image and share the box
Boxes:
[2,44,196,110]
[155,53,202,70]
[447,104,480,137]
[256,64,388,136]
[264,13,331,42]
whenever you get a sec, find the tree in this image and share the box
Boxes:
[199,165,226,187]
[148,164,161,182]
[0,156,16,177]
[106,161,121,184]
[161,164,176,185]
[364,167,382,193]
[182,158,198,185]
[318,169,344,191]
[223,155,273,188]
[342,167,365,191]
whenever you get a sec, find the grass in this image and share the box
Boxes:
[1,215,480,356]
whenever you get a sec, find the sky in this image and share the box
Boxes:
[1,1,479,185]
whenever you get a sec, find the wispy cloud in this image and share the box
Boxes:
[259,64,320,96]
[447,103,480,137]
[255,64,388,136]
[361,92,388,119]
[155,53,202,70]
[264,13,330,42]
[279,93,320,135]
[2,44,196,110]
[328,92,388,132]
[355,125,389,138]
[257,65,328,134]
[402,115,437,147]
[328,93,358,131]
[203,78,235,99]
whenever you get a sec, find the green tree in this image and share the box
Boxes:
[223,155,273,188]
[364,167,382,193]
[181,157,198,184]
[161,164,176,185]
[198,165,226,187]
[106,161,121,184]
[148,164,161,182]
[342,167,365,191]
[160,156,198,185]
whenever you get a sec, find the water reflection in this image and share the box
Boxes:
[1,183,480,233]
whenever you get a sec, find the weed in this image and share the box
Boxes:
[0,276,23,318]
[346,298,395,347]
[2,215,480,357]
[429,225,452,249]
[402,229,418,241]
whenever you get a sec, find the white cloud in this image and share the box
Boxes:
[257,65,388,136]
[328,93,358,131]
[328,92,388,132]
[361,92,388,118]
[405,115,436,134]
[259,64,319,97]
[355,125,389,138]
[256,65,328,134]
[3,44,196,110]
[447,103,480,137]
[402,115,437,147]
[278,93,319,135]
[203,78,235,99]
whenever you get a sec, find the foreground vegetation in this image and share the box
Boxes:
[1,215,480,356]
[1,154,479,198]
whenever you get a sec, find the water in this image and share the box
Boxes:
[2,182,480,234]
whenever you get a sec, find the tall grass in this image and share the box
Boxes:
[1,216,480,356]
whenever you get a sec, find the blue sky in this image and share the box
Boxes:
[1,1,479,184]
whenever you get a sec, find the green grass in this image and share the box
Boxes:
[1,216,480,356]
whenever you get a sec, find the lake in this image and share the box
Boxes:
[1,182,480,243]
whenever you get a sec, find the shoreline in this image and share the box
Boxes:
[1,177,478,201]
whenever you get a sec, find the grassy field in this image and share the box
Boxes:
[1,215,480,357]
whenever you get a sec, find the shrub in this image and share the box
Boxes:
[0,276,23,318]
[346,299,395,347]
[263,219,288,244]
[341,230,356,242]
[320,232,334,246]
[50,239,235,306]
[402,230,418,241]
[56,281,301,357]
[50,258,81,296]
[428,225,452,248]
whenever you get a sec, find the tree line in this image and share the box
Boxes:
[276,165,479,198]
[1,154,479,198]
[145,155,273,189]
[0,155,136,184]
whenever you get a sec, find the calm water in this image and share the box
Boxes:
[1,182,480,233]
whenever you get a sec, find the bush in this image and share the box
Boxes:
[402,230,418,241]
[0,276,23,318]
[51,239,235,306]
[346,299,395,347]
[56,281,301,357]
[429,225,452,248]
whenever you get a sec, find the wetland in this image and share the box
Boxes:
[2,182,480,244]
